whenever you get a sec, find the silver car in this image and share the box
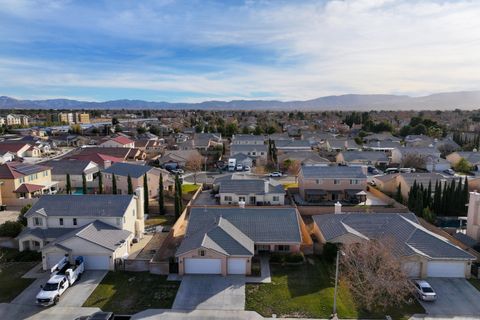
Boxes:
[413,279,437,301]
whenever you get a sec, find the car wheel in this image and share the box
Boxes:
[54,295,59,305]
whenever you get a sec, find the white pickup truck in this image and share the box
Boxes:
[36,255,84,306]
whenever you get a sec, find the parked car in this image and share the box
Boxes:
[236,164,243,171]
[269,171,283,177]
[385,168,400,174]
[244,165,251,171]
[443,168,455,175]
[76,311,131,320]
[412,279,437,302]
[171,169,184,175]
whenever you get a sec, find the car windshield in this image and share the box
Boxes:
[422,286,434,293]
[43,283,59,291]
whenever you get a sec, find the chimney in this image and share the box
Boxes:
[104,160,112,169]
[264,179,269,193]
[134,187,145,239]
[334,201,342,214]
[467,191,480,241]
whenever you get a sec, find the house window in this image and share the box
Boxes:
[277,245,290,252]
[199,250,206,256]
[316,179,322,184]
[117,218,122,225]
[33,217,42,226]
[239,196,246,202]
[273,196,279,201]
[333,179,340,185]
[350,179,359,185]
[73,218,77,226]
[224,196,232,201]
[59,218,63,226]
[19,177,25,183]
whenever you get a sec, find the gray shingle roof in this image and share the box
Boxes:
[230,144,268,153]
[313,213,474,260]
[455,152,480,164]
[44,159,99,176]
[400,173,459,187]
[339,151,389,162]
[301,165,367,179]
[16,227,72,240]
[274,140,311,149]
[219,179,284,195]
[177,207,302,256]
[43,220,131,251]
[102,162,151,178]
[25,194,134,218]
[232,134,266,143]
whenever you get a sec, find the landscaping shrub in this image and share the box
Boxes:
[269,253,285,263]
[18,204,32,226]
[285,252,304,263]
[0,248,41,262]
[0,221,24,237]
[322,243,338,263]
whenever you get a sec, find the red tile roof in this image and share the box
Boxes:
[112,136,134,145]
[69,153,123,166]
[0,142,30,153]
[14,183,44,193]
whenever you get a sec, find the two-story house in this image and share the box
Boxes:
[0,162,58,206]
[44,159,100,193]
[298,165,367,203]
[99,136,135,148]
[230,144,268,166]
[231,134,266,145]
[102,162,173,201]
[218,179,285,205]
[16,191,145,270]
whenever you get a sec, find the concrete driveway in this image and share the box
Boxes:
[420,278,480,317]
[173,275,245,311]
[12,270,106,307]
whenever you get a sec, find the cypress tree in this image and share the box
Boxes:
[82,172,87,194]
[127,174,133,194]
[426,181,432,208]
[112,173,117,194]
[143,174,149,214]
[66,174,72,194]
[174,174,183,220]
[158,173,165,214]
[98,173,103,194]
[395,184,403,204]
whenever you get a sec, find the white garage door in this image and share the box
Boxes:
[427,261,466,278]
[79,255,111,270]
[403,261,421,278]
[228,258,247,274]
[46,253,67,269]
[184,258,222,274]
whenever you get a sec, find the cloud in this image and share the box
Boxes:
[0,0,479,101]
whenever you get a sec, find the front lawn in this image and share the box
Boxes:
[181,184,201,194]
[468,278,480,292]
[0,248,40,303]
[83,271,180,314]
[246,257,424,319]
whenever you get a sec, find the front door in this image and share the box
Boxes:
[250,196,256,205]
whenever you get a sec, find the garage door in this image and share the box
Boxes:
[228,258,247,274]
[46,253,67,269]
[79,255,111,270]
[427,261,466,278]
[184,258,222,274]
[403,261,421,278]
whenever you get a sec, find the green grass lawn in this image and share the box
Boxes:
[468,278,480,291]
[181,184,201,194]
[83,271,180,314]
[145,215,176,227]
[246,257,424,319]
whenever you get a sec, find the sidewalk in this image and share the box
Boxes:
[246,256,271,283]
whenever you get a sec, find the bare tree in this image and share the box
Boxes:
[339,239,414,312]
[287,160,301,176]
[185,153,204,185]
[401,153,426,169]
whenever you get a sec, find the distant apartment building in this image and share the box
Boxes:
[58,112,90,124]
[6,114,29,126]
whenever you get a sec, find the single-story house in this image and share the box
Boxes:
[218,179,285,205]
[313,212,475,278]
[176,207,305,275]
[336,151,389,167]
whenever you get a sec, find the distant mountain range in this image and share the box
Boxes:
[1,91,480,111]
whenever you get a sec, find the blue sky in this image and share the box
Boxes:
[0,0,479,102]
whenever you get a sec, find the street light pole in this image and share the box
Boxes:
[332,250,344,319]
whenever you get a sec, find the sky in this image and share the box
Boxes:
[0,0,479,102]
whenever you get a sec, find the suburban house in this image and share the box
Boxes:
[99,136,136,148]
[231,134,266,145]
[363,140,400,153]
[313,213,475,278]
[44,159,100,192]
[68,147,146,162]
[157,149,203,169]
[193,133,223,150]
[363,132,401,144]
[102,162,172,199]
[274,139,311,152]
[278,151,330,169]
[0,141,32,158]
[324,139,361,152]
[447,151,480,171]
[0,162,58,206]
[230,144,268,166]
[298,165,367,203]
[391,146,441,165]
[336,151,389,167]
[372,172,460,200]
[229,153,254,168]
[175,207,305,275]
[218,179,285,205]
[0,151,14,164]
[134,139,165,158]
[16,192,145,270]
